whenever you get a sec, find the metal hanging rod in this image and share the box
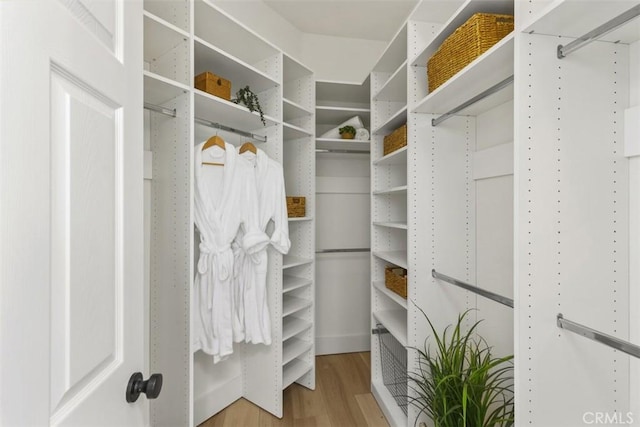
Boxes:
[316,248,371,254]
[144,102,176,118]
[557,314,640,359]
[432,269,514,308]
[431,75,514,127]
[557,4,640,59]
[194,117,267,143]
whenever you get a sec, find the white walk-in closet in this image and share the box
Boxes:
[0,0,638,426]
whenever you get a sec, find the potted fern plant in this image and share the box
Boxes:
[232,85,266,126]
[409,308,514,427]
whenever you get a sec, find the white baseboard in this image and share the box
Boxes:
[315,334,371,355]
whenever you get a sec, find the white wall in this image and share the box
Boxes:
[300,33,387,83]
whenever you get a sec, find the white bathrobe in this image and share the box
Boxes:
[193,141,269,363]
[232,148,291,345]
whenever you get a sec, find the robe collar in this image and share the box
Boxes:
[195,140,236,216]
[239,148,270,194]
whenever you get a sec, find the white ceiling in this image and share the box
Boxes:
[263,0,420,41]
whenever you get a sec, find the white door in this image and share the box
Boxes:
[0,1,146,425]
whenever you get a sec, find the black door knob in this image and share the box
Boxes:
[125,372,163,403]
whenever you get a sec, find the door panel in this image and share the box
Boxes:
[0,1,144,425]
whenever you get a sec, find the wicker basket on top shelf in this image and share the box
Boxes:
[427,13,514,93]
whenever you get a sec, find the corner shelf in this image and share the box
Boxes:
[373,185,408,196]
[372,61,408,102]
[373,146,408,166]
[373,281,408,310]
[144,71,189,106]
[194,90,277,131]
[284,122,313,140]
[283,359,312,390]
[316,138,371,152]
[284,98,313,121]
[373,106,407,136]
[373,221,408,230]
[283,295,312,317]
[316,106,371,124]
[283,275,313,293]
[373,310,408,347]
[282,255,313,270]
[372,250,408,269]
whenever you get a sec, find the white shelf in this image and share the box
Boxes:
[373,146,408,166]
[144,71,189,106]
[373,24,408,73]
[372,185,407,196]
[143,11,189,63]
[283,275,312,293]
[288,216,313,222]
[144,2,189,33]
[282,255,313,269]
[410,0,514,66]
[413,34,514,115]
[284,122,313,140]
[194,90,277,133]
[523,0,640,44]
[373,281,408,309]
[315,106,370,124]
[283,317,312,341]
[194,0,279,67]
[283,295,312,317]
[372,251,408,269]
[316,78,370,106]
[373,310,408,347]
[373,106,407,136]
[283,98,313,122]
[194,37,279,94]
[316,138,371,152]
[283,359,312,390]
[284,54,313,82]
[373,61,407,102]
[371,381,408,427]
[373,221,408,230]
[283,338,313,365]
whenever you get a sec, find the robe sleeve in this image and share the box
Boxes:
[268,163,291,254]
[240,163,270,255]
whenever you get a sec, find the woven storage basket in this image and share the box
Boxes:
[383,124,407,156]
[427,13,514,93]
[385,266,407,299]
[286,196,306,218]
[194,71,231,100]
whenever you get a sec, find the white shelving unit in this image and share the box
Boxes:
[143,1,315,424]
[370,1,516,425]
[515,0,640,424]
[281,53,316,396]
[314,79,372,355]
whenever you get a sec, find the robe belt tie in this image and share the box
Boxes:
[198,242,232,276]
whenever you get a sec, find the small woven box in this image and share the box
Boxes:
[383,124,407,156]
[194,71,231,100]
[385,266,407,299]
[286,196,306,218]
[427,13,514,93]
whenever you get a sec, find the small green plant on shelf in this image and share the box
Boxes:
[409,307,514,427]
[339,125,356,139]
[232,86,266,126]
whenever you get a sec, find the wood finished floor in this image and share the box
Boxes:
[199,352,389,427]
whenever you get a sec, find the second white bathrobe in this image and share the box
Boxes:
[232,148,291,345]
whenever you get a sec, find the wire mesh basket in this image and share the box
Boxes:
[376,324,408,415]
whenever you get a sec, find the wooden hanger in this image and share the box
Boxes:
[239,142,257,154]
[202,135,225,166]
